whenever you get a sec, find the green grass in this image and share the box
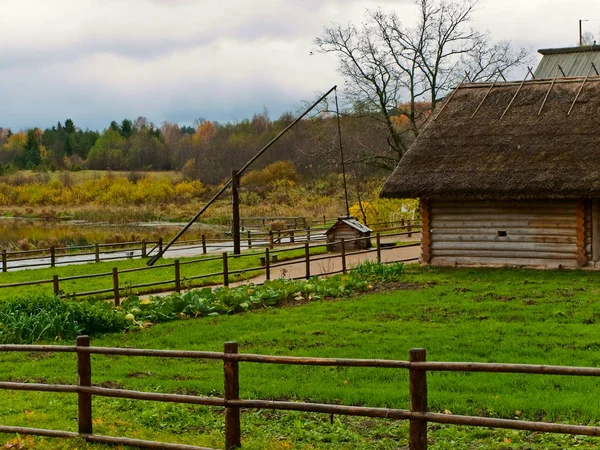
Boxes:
[2,265,600,448]
[0,246,327,300]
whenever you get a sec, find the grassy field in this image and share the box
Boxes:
[1,265,600,448]
[0,246,327,300]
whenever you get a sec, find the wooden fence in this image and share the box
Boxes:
[0,231,421,302]
[1,339,600,450]
[0,220,418,272]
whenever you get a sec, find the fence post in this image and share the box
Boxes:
[50,246,56,267]
[265,248,270,281]
[112,267,120,306]
[77,335,93,436]
[141,240,147,258]
[247,231,252,249]
[174,260,181,293]
[290,230,295,244]
[341,239,347,274]
[269,231,274,249]
[409,348,428,450]
[376,233,381,264]
[2,249,6,272]
[158,238,163,255]
[95,243,100,263]
[407,220,412,238]
[305,243,310,279]
[323,215,326,225]
[223,252,229,287]
[224,341,241,449]
[307,226,311,242]
[202,235,207,254]
[53,275,60,295]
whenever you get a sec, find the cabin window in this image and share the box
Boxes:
[497,230,507,237]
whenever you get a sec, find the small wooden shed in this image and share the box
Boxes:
[381,76,600,269]
[326,218,372,252]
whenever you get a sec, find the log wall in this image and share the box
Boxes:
[428,200,583,268]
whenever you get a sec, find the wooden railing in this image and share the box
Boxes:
[0,220,419,272]
[0,232,421,302]
[1,339,600,449]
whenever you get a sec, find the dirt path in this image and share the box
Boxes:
[235,244,421,285]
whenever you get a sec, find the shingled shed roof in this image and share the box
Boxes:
[535,46,600,78]
[380,77,600,201]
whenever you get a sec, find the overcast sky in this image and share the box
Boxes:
[1,0,599,131]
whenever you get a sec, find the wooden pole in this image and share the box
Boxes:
[307,226,311,242]
[409,348,428,450]
[269,231,274,249]
[341,239,347,274]
[174,260,181,293]
[77,335,93,436]
[224,342,241,449]
[376,233,381,263]
[2,249,6,272]
[305,243,310,279]
[265,248,271,281]
[112,268,120,306]
[232,169,241,255]
[202,235,207,254]
[158,238,163,255]
[407,221,412,238]
[53,275,60,296]
[94,243,100,263]
[223,252,229,287]
[141,239,147,258]
[50,246,56,267]
[290,231,295,244]
[247,231,252,249]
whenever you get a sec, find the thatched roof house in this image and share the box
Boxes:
[381,77,600,269]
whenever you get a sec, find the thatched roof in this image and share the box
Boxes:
[381,77,600,200]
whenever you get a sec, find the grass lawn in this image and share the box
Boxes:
[0,246,327,300]
[1,265,600,448]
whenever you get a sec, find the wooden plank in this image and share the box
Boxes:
[432,249,577,259]
[430,228,577,236]
[431,256,577,268]
[432,221,576,229]
[431,242,576,253]
[432,213,576,221]
[432,200,576,209]
[431,234,576,244]
[593,200,600,262]
[421,200,431,264]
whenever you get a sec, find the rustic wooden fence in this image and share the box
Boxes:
[0,231,421,302]
[0,220,418,272]
[1,339,600,450]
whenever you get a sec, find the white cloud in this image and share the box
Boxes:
[1,0,599,130]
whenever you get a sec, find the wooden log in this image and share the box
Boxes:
[247,231,252,249]
[376,233,381,263]
[430,256,577,267]
[431,233,577,243]
[341,239,347,274]
[202,235,207,254]
[1,249,6,272]
[593,200,600,262]
[141,239,147,258]
[576,199,589,267]
[305,243,310,279]
[232,169,241,255]
[112,268,120,306]
[421,200,431,264]
[265,248,270,281]
[224,342,241,449]
[77,335,93,436]
[94,243,100,263]
[174,260,181,293]
[409,349,427,450]
[430,242,577,253]
[53,275,59,295]
[430,228,577,236]
[222,252,229,287]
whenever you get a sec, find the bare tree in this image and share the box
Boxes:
[315,0,530,169]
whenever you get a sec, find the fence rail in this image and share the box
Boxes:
[0,230,421,302]
[0,219,420,272]
[1,339,599,449]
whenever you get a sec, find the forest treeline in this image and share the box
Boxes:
[0,110,399,184]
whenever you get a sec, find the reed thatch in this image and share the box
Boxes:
[381,77,600,200]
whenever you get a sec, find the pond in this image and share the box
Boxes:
[0,217,228,251]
